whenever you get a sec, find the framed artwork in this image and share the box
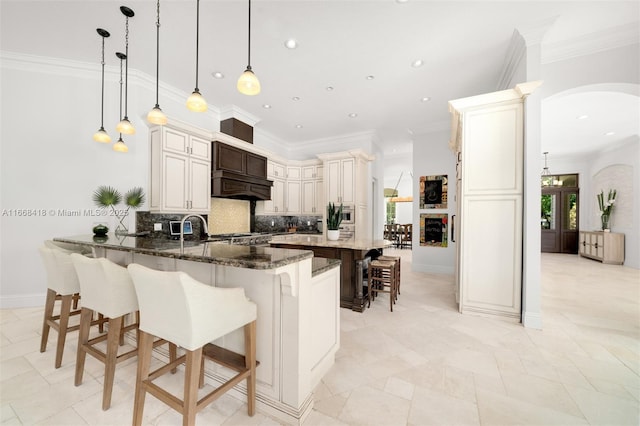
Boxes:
[419,175,448,209]
[420,213,448,247]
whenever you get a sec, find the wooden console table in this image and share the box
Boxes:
[579,231,624,265]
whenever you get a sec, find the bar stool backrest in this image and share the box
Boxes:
[38,246,80,295]
[128,263,257,351]
[70,254,138,318]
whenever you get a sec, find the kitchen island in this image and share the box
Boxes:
[54,234,340,425]
[269,234,393,312]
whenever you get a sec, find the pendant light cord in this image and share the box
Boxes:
[100,36,106,128]
[124,16,130,119]
[247,0,252,68]
[194,0,200,90]
[155,0,160,107]
[119,55,124,137]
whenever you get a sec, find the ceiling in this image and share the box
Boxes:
[1,1,638,164]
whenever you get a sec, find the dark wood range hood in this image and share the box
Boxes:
[211,141,273,201]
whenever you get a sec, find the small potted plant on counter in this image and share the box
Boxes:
[93,186,145,236]
[326,202,343,241]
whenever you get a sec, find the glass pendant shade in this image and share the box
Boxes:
[147,106,168,125]
[116,117,136,134]
[93,127,112,143]
[237,68,261,96]
[113,138,129,152]
[186,90,207,112]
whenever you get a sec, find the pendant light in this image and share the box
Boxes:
[116,6,136,134]
[147,0,167,125]
[237,0,261,95]
[93,28,111,143]
[113,52,129,153]
[186,0,207,112]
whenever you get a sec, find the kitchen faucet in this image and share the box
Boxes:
[180,214,209,255]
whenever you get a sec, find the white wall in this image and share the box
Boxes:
[411,128,456,274]
[0,53,218,307]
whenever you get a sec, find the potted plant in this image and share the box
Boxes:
[326,202,343,241]
[597,188,616,231]
[93,186,145,236]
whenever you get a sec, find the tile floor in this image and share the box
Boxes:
[1,250,639,425]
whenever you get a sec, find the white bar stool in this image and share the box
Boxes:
[127,263,258,426]
[70,254,175,410]
[38,244,85,368]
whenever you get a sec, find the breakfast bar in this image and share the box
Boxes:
[269,235,392,312]
[54,234,341,425]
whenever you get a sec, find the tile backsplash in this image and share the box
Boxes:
[136,211,208,239]
[209,198,250,235]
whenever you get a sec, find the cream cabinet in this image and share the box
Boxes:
[285,180,301,214]
[302,165,323,180]
[325,158,355,205]
[262,178,285,214]
[449,82,540,321]
[318,150,373,240]
[267,160,286,179]
[149,125,211,214]
[302,179,324,215]
[579,231,624,264]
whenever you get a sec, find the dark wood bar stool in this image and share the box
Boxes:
[127,263,258,426]
[368,260,397,312]
[377,255,401,297]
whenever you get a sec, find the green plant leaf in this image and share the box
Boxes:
[92,186,121,207]
[326,202,343,230]
[124,187,145,208]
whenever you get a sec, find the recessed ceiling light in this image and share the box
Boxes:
[348,113,358,118]
[295,124,303,129]
[292,96,300,101]
[326,86,334,91]
[284,39,298,49]
[604,131,616,136]
[366,75,375,80]
[212,71,224,79]
[576,114,589,120]
[262,104,271,109]
[412,59,424,68]
[421,97,431,102]
[396,0,409,3]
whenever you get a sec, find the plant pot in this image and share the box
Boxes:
[327,230,340,241]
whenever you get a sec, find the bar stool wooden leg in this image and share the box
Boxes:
[133,330,154,426]
[102,315,123,410]
[184,348,203,426]
[55,294,73,368]
[245,320,257,416]
[40,289,57,353]
[75,307,93,386]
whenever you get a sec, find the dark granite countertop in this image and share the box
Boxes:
[54,234,313,270]
[311,258,341,277]
[270,234,393,251]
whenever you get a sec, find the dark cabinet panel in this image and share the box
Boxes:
[211,141,271,200]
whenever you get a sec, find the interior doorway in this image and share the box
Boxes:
[541,174,580,253]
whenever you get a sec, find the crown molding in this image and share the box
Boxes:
[219,104,261,126]
[0,50,220,120]
[496,31,526,90]
[542,22,640,64]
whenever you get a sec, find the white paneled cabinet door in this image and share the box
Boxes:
[150,125,212,214]
[325,158,354,204]
[302,181,315,214]
[190,157,211,211]
[449,85,533,322]
[163,152,189,211]
[286,180,301,214]
[264,179,285,214]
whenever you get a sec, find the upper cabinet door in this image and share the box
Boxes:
[190,136,211,161]
[163,128,189,154]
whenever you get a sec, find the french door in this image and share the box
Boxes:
[541,187,579,253]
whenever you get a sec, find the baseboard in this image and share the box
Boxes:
[1,293,45,309]
[522,311,543,329]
